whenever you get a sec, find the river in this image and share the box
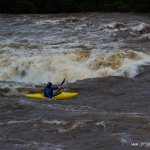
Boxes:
[0,13,150,150]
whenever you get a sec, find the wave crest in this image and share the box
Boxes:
[0,50,150,83]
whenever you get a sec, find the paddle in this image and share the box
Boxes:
[60,78,65,87]
[53,79,65,96]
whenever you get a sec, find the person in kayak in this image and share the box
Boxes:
[44,82,61,99]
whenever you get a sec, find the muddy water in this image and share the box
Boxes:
[0,13,150,149]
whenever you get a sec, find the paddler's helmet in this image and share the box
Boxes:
[47,82,52,87]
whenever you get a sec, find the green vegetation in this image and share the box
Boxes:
[0,0,149,13]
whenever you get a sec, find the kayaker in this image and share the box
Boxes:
[44,82,60,99]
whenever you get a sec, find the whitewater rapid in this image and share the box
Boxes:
[0,50,150,84]
[0,13,150,85]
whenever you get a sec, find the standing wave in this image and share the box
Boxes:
[0,50,150,84]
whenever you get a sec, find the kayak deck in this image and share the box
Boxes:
[25,92,78,100]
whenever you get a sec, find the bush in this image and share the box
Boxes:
[0,0,149,13]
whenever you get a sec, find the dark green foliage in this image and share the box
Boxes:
[0,0,149,13]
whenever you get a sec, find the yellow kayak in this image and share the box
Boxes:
[25,92,78,100]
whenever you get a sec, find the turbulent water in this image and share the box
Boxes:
[0,13,150,150]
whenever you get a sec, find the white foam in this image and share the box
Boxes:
[15,141,63,150]
[0,51,150,84]
[0,54,92,83]
[132,23,150,33]
[42,120,68,125]
[142,33,150,40]
[115,52,150,77]
[107,21,125,29]
[95,120,106,129]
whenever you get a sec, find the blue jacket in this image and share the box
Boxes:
[44,85,58,98]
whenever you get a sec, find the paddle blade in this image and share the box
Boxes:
[61,79,65,86]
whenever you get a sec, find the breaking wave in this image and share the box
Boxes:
[132,23,150,33]
[0,50,150,84]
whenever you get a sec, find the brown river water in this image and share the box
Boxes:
[0,13,150,150]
